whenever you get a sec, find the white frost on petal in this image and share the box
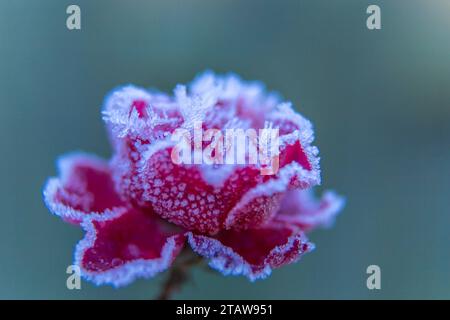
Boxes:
[138,137,176,172]
[187,233,271,281]
[190,71,279,109]
[102,85,178,140]
[224,162,320,228]
[187,230,313,282]
[275,103,321,177]
[43,152,119,223]
[43,178,88,223]
[278,189,345,229]
[174,84,218,129]
[298,190,345,228]
[199,164,239,188]
[102,86,151,138]
[74,211,183,288]
[266,230,315,266]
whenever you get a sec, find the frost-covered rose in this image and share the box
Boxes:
[43,72,344,287]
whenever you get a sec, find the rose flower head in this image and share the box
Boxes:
[43,71,344,287]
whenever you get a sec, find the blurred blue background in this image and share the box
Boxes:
[0,0,449,299]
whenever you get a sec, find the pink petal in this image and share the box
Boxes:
[76,208,185,287]
[275,189,345,231]
[102,85,183,143]
[187,223,314,281]
[43,153,124,224]
[224,161,320,230]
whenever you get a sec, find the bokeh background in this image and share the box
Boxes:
[0,0,449,299]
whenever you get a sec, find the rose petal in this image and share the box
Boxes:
[272,102,321,179]
[224,162,320,230]
[190,72,279,130]
[187,223,314,281]
[275,189,345,231]
[76,208,185,287]
[43,152,124,224]
[102,85,183,143]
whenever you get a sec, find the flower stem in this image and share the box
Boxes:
[156,252,202,300]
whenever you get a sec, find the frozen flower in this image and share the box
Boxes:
[43,72,344,286]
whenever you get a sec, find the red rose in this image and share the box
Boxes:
[44,72,344,286]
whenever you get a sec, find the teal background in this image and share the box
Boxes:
[0,0,449,299]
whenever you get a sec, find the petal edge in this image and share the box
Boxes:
[75,208,185,287]
[187,224,313,281]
